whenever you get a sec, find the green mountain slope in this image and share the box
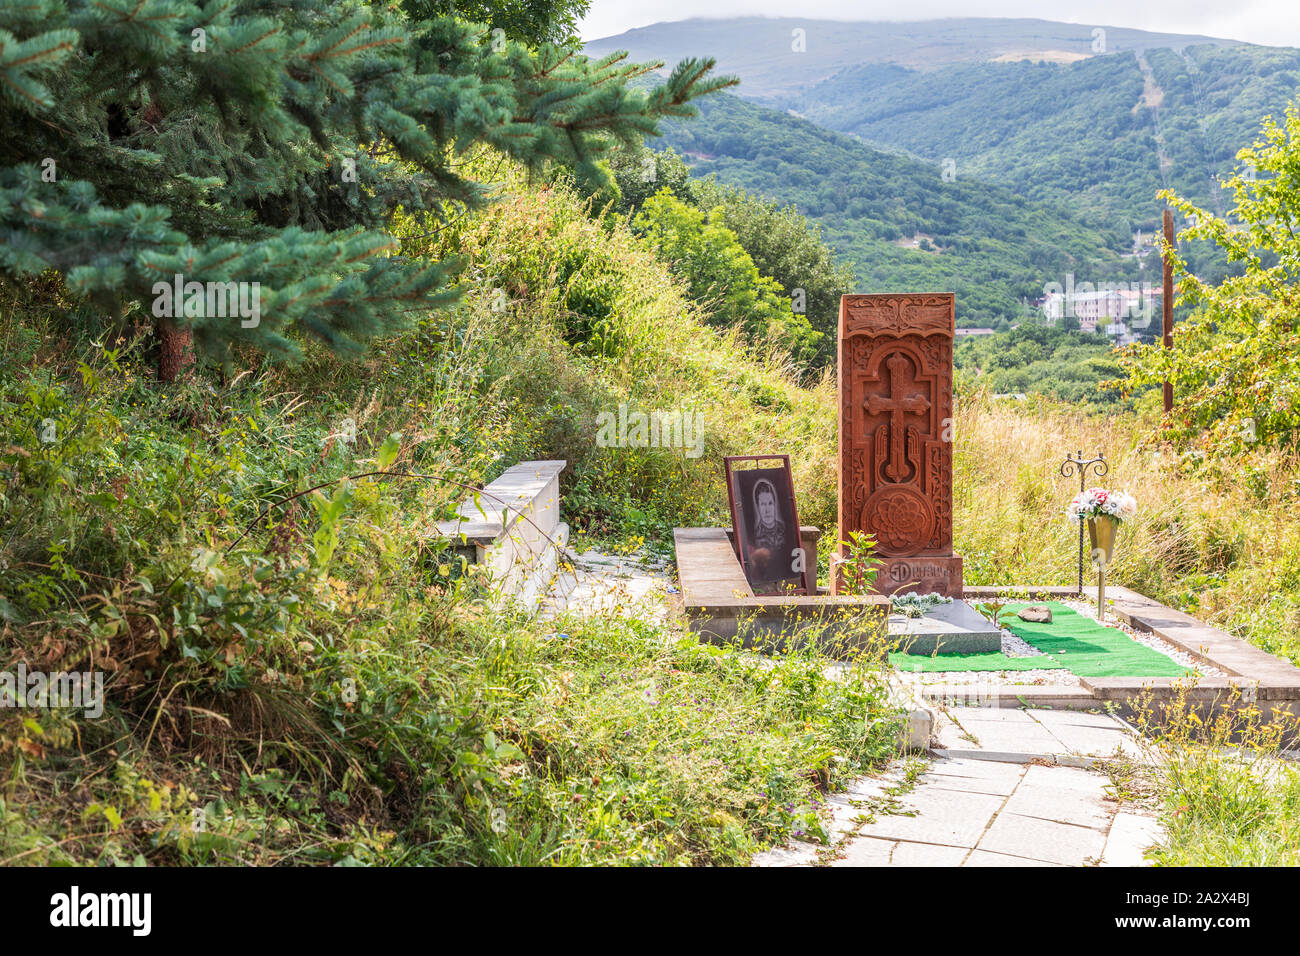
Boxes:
[589,18,1300,229]
[655,91,1145,328]
[794,44,1300,227]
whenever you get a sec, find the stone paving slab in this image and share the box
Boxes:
[964,849,1065,867]
[1039,722,1143,758]
[1101,812,1162,867]
[943,705,1052,723]
[923,756,1028,781]
[753,706,1163,868]
[1019,764,1102,790]
[857,787,1004,848]
[1002,782,1112,830]
[919,761,1023,796]
[830,836,895,866]
[831,837,972,867]
[1027,708,1133,730]
[932,749,1100,768]
[888,841,970,866]
[1020,763,1111,793]
[979,811,1107,866]
[936,705,1142,761]
[936,719,1063,754]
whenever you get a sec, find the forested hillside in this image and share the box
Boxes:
[654,91,1141,328]
[794,44,1300,230]
[954,326,1128,407]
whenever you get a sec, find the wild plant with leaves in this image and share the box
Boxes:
[1119,101,1300,451]
[890,592,952,619]
[834,531,879,596]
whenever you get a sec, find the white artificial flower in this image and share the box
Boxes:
[1066,487,1138,523]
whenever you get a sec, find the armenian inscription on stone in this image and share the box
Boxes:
[837,293,963,597]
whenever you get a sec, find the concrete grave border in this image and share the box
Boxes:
[673,526,889,656]
[435,460,569,605]
[675,527,1300,725]
[960,585,1300,720]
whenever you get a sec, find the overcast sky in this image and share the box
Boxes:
[580,1,1300,48]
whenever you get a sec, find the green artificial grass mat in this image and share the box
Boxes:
[1001,602,1192,677]
[887,601,1197,677]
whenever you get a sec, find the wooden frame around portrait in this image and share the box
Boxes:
[723,454,812,595]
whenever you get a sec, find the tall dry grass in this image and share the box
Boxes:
[952,395,1300,664]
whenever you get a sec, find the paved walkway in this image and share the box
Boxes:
[755,706,1163,868]
[539,549,672,620]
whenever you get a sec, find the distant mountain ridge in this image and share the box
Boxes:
[585,17,1245,99]
[791,43,1300,228]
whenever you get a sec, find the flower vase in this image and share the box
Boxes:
[1087,515,1120,620]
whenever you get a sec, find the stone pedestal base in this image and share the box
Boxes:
[874,555,964,598]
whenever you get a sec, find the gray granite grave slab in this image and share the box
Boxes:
[889,600,1002,654]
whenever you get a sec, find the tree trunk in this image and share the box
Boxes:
[156,317,194,383]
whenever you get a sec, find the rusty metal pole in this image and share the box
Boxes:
[1162,208,1175,414]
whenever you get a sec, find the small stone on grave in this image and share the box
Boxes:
[1018,605,1053,623]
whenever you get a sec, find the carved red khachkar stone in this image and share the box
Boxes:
[837,293,963,597]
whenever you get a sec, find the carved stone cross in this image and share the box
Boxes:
[865,352,931,482]
[837,293,963,597]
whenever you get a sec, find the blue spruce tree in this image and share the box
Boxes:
[0,0,733,378]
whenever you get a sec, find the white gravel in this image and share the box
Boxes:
[898,666,1083,688]
[1001,626,1046,657]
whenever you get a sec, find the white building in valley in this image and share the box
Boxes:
[1039,282,1160,338]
